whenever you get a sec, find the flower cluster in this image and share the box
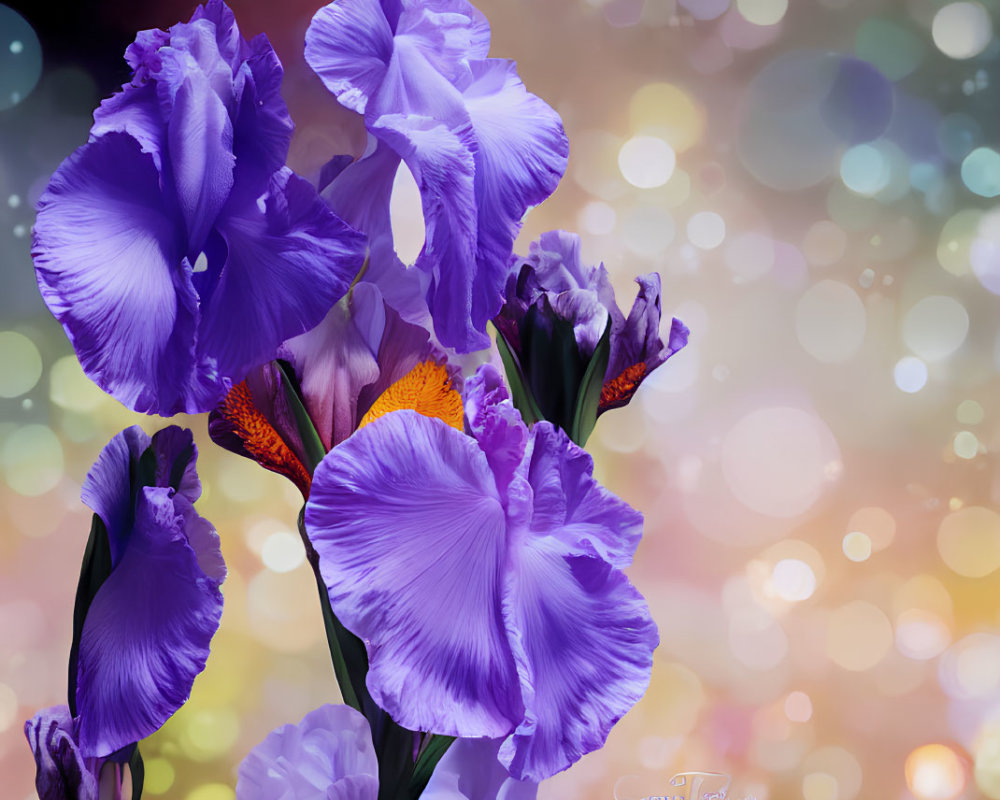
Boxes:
[26,1,687,798]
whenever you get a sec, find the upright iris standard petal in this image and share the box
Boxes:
[236,705,379,800]
[306,411,522,737]
[34,0,363,416]
[306,0,568,353]
[72,426,224,758]
[305,393,656,781]
[25,707,100,800]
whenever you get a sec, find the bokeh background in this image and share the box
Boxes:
[2,0,1000,798]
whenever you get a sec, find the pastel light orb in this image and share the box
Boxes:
[906,744,967,800]
[932,2,993,60]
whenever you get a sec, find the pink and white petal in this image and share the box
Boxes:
[236,704,378,800]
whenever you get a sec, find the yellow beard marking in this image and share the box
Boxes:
[359,361,464,431]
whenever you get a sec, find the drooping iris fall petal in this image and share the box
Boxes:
[75,427,224,758]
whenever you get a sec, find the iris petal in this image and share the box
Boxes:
[521,423,642,569]
[422,736,537,800]
[498,542,658,781]
[305,0,395,115]
[202,168,365,384]
[236,705,378,800]
[32,132,200,415]
[306,411,522,737]
[75,486,224,757]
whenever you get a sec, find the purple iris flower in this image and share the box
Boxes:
[33,0,365,415]
[305,0,569,353]
[24,707,101,800]
[208,281,455,493]
[25,425,224,797]
[236,705,379,800]
[304,365,657,781]
[236,704,535,799]
[494,230,689,436]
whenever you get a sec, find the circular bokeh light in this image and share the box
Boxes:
[961,148,1000,198]
[721,406,840,518]
[905,744,967,800]
[795,280,867,363]
[902,295,969,362]
[0,6,41,110]
[0,331,42,398]
[894,356,928,393]
[937,506,1000,577]
[687,211,726,250]
[618,136,676,188]
[932,2,992,60]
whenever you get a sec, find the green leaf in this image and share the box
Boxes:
[569,318,611,447]
[129,746,145,800]
[295,508,418,799]
[495,327,543,426]
[276,359,327,473]
[297,508,362,713]
[409,735,455,798]
[377,721,416,800]
[68,513,113,715]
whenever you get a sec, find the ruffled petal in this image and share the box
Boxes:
[461,59,569,339]
[498,541,658,781]
[305,411,522,737]
[75,487,224,757]
[373,113,483,351]
[520,423,643,568]
[80,426,151,565]
[394,0,491,84]
[305,0,395,115]
[236,705,378,800]
[463,364,527,500]
[601,274,689,413]
[32,132,200,416]
[90,82,165,168]
[25,706,99,800]
[230,33,294,189]
[201,167,364,383]
[422,737,537,800]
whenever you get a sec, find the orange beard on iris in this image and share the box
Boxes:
[216,381,314,497]
[599,361,647,412]
[358,361,464,431]
[216,361,463,499]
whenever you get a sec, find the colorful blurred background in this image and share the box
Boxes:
[2,0,1000,798]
